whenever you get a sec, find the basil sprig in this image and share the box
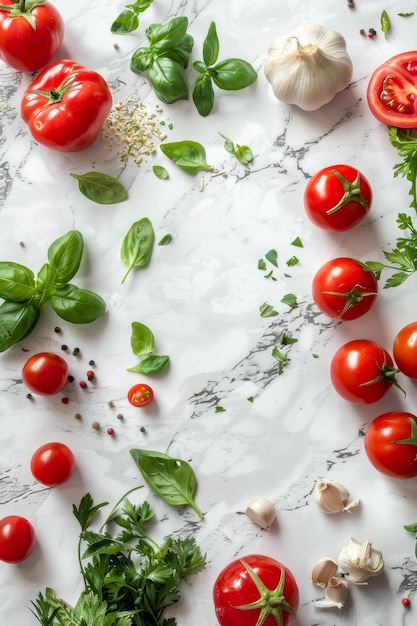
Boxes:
[130,16,194,104]
[0,231,106,352]
[70,172,127,205]
[120,217,155,284]
[128,321,170,374]
[160,140,213,173]
[192,22,257,116]
[110,0,154,34]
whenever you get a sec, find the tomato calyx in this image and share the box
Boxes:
[231,560,295,626]
[360,353,405,396]
[393,417,417,451]
[31,76,81,105]
[326,170,370,215]
[322,285,378,317]
[0,0,46,31]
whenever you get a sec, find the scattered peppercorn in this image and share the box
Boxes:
[26,393,32,399]
[402,598,411,607]
[347,0,354,7]
[74,413,82,420]
[89,359,95,366]
[61,397,69,404]
[54,326,61,333]
[79,380,88,389]
[117,413,124,420]
[360,28,366,36]
[107,400,114,407]
[67,375,74,383]
[87,370,95,381]
[61,344,68,351]
[72,347,80,356]
[368,28,377,39]
[140,426,146,433]
[92,421,100,430]
[18,241,24,247]
[107,427,115,435]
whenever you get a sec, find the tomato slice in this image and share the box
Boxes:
[127,383,154,407]
[367,52,417,128]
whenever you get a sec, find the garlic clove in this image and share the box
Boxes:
[245,497,276,530]
[314,480,359,514]
[311,557,339,587]
[338,537,384,584]
[315,576,349,609]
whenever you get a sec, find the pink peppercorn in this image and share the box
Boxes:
[61,397,69,404]
[79,380,87,388]
[402,598,411,607]
[107,427,115,435]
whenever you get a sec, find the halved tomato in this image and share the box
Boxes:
[367,52,417,128]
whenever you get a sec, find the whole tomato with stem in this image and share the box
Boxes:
[0,0,64,72]
[0,515,35,563]
[393,321,417,379]
[367,52,417,128]
[213,554,299,626]
[22,352,68,395]
[21,59,112,152]
[312,257,378,320]
[365,412,417,478]
[304,164,372,231]
[330,339,404,404]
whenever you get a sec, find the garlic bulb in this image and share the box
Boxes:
[311,557,338,587]
[314,480,359,514]
[245,497,276,530]
[314,576,349,609]
[264,23,353,111]
[338,538,384,584]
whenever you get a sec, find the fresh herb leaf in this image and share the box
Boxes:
[120,217,155,284]
[160,140,214,173]
[381,9,391,37]
[111,0,154,33]
[128,354,170,374]
[272,346,290,375]
[218,132,253,165]
[215,406,226,413]
[265,249,278,267]
[50,284,106,324]
[202,20,219,66]
[291,236,303,247]
[264,270,277,281]
[70,172,128,204]
[389,126,417,212]
[398,12,414,17]
[130,449,204,518]
[258,259,267,271]
[281,293,298,308]
[279,333,298,346]
[247,396,254,402]
[286,255,299,267]
[153,165,169,179]
[259,302,279,318]
[158,233,172,245]
[130,321,155,357]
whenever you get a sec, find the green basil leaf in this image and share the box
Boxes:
[111,8,139,33]
[70,172,128,205]
[193,60,206,74]
[34,263,54,308]
[148,57,189,103]
[0,261,35,301]
[259,302,278,318]
[162,38,194,68]
[381,9,391,37]
[281,293,298,308]
[202,21,219,66]
[265,249,278,267]
[130,449,203,518]
[218,132,235,154]
[192,73,215,117]
[47,230,83,285]
[234,144,253,165]
[130,46,154,72]
[147,16,189,52]
[158,234,172,245]
[0,300,40,352]
[152,165,169,179]
[51,284,106,323]
[160,140,213,173]
[121,217,155,284]
[211,58,257,90]
[128,354,170,374]
[130,321,155,357]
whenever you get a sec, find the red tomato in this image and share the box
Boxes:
[21,59,112,152]
[22,352,68,396]
[0,515,35,563]
[0,0,64,72]
[367,52,417,128]
[393,321,417,379]
[304,164,372,231]
[330,339,401,404]
[127,383,154,407]
[312,257,378,321]
[213,554,299,626]
[31,442,75,487]
[364,412,417,478]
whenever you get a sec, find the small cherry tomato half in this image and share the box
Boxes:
[127,383,154,407]
[312,257,378,321]
[0,0,64,72]
[393,321,417,379]
[0,515,36,563]
[367,52,417,128]
[304,164,372,231]
[30,442,75,487]
[22,352,68,396]
[330,339,402,404]
[213,554,299,626]
[364,412,417,478]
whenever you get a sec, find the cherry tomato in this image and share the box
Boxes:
[312,257,378,321]
[364,412,417,478]
[367,52,417,128]
[0,0,64,72]
[213,554,299,626]
[127,383,154,407]
[393,321,417,379]
[21,60,112,152]
[22,352,68,396]
[0,515,35,563]
[30,442,75,487]
[330,339,401,404]
[304,164,372,231]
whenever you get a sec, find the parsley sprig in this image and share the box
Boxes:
[31,490,206,626]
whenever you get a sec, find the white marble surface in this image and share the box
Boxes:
[1,0,417,624]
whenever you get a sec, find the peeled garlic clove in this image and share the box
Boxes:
[338,537,384,584]
[311,557,339,587]
[315,576,349,609]
[314,480,359,514]
[245,497,276,530]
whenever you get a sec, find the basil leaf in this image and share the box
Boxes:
[70,172,127,205]
[152,165,169,179]
[34,263,54,308]
[259,302,278,318]
[0,262,35,301]
[51,284,106,323]
[265,249,278,267]
[234,144,253,165]
[281,293,298,308]
[111,9,139,33]
[211,58,257,90]
[121,217,155,284]
[130,449,203,519]
[202,21,219,66]
[47,230,83,285]
[0,300,40,352]
[130,321,155,357]
[128,354,170,374]
[192,73,215,117]
[381,9,391,37]
[147,16,189,52]
[160,140,213,173]
[148,57,189,103]
[130,47,154,72]
[158,234,172,245]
